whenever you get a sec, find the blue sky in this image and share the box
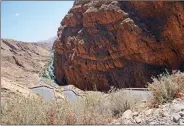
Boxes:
[1,1,74,42]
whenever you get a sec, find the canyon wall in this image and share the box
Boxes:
[54,1,184,91]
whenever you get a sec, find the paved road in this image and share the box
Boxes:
[63,86,79,101]
[30,80,152,102]
[30,80,79,101]
[31,87,55,101]
[123,89,152,101]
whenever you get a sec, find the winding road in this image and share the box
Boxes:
[30,80,152,102]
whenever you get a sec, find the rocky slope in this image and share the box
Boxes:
[1,38,54,101]
[1,39,52,87]
[1,38,84,102]
[110,98,184,125]
[54,1,184,91]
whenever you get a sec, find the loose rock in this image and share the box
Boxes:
[145,109,153,116]
[111,98,184,124]
[172,113,181,123]
[172,104,184,113]
[122,110,133,119]
[179,111,184,117]
[134,116,142,124]
[133,112,139,117]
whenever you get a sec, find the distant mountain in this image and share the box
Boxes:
[38,36,57,44]
[37,36,57,50]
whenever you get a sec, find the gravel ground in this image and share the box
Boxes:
[110,97,184,125]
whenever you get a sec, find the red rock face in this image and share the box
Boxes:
[54,1,184,91]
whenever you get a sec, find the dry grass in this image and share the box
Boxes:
[0,89,141,125]
[101,88,142,117]
[148,71,184,105]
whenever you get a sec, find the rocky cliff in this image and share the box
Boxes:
[54,1,184,91]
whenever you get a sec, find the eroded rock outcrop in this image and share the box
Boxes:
[54,1,184,91]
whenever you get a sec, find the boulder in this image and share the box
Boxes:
[179,111,184,117]
[134,116,142,124]
[121,110,133,119]
[172,113,181,123]
[54,1,184,91]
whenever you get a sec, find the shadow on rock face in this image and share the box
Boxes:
[53,1,184,91]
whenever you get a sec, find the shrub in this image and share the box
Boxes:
[1,89,141,124]
[100,88,142,117]
[67,91,112,124]
[0,92,109,125]
[1,96,49,124]
[148,71,184,105]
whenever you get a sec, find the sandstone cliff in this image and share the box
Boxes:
[54,1,184,91]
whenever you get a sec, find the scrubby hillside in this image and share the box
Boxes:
[1,71,184,125]
[1,38,56,103]
[1,38,81,106]
[1,39,52,87]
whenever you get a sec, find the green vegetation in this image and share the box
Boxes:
[42,50,56,81]
[149,71,184,105]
